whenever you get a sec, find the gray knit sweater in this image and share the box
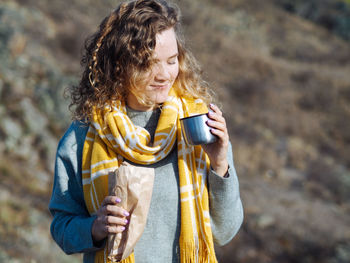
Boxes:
[49,107,243,263]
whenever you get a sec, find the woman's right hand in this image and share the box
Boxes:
[91,196,130,242]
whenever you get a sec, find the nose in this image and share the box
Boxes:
[154,63,170,81]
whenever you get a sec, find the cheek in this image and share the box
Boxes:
[171,65,179,80]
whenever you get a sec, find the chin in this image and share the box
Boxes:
[152,90,171,104]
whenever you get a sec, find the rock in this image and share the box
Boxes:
[17,135,39,164]
[20,98,48,134]
[37,131,58,171]
[280,167,305,189]
[256,214,276,229]
[0,117,23,152]
[334,242,350,263]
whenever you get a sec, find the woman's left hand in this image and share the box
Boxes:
[202,104,229,177]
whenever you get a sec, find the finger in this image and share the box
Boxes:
[105,215,129,226]
[106,225,127,234]
[210,128,229,143]
[207,119,226,132]
[209,103,222,115]
[104,205,130,217]
[208,111,226,125]
[101,196,121,207]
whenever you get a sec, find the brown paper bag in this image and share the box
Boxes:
[107,162,155,262]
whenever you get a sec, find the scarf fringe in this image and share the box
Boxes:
[181,240,217,263]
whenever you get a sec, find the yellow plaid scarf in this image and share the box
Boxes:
[82,88,218,263]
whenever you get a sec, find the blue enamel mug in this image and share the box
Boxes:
[180,113,218,145]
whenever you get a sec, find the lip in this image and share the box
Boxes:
[150,84,168,90]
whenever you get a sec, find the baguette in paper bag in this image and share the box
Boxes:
[107,162,155,262]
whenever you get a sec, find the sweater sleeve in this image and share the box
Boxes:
[49,122,104,255]
[208,142,244,246]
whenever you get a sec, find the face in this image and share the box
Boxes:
[127,27,179,111]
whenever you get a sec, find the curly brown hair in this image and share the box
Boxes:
[69,0,213,121]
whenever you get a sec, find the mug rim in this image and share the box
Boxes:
[180,112,208,121]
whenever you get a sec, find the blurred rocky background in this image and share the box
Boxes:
[0,0,349,262]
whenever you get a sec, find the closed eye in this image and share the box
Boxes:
[168,59,177,65]
[167,53,178,65]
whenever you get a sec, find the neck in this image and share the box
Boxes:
[126,92,156,112]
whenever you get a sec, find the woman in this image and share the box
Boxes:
[49,0,243,262]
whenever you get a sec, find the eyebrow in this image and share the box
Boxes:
[168,53,178,59]
[154,53,178,62]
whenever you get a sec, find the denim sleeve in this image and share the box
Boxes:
[208,142,244,246]
[49,122,104,255]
